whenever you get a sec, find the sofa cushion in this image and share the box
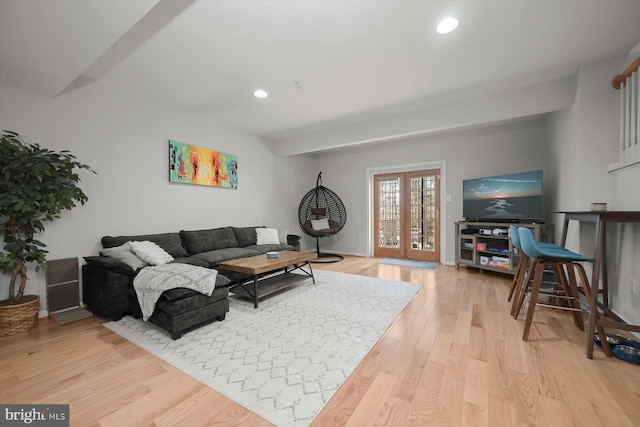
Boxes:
[155,287,229,316]
[102,233,188,258]
[160,275,230,302]
[180,227,238,254]
[245,243,295,253]
[233,226,264,247]
[191,247,261,265]
[84,256,136,275]
[171,257,211,268]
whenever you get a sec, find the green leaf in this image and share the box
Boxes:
[0,130,95,279]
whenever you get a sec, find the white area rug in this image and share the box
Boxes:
[104,270,421,427]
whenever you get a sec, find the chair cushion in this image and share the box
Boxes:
[509,226,521,250]
[518,227,591,261]
[303,219,340,237]
[311,218,331,230]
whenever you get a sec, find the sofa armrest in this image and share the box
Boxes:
[82,263,133,321]
[287,234,301,250]
[84,255,138,275]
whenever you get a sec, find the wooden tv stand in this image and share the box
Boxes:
[455,221,554,275]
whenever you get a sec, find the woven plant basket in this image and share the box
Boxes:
[0,295,40,337]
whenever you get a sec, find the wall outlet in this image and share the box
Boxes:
[631,279,637,295]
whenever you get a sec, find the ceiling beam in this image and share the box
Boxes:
[57,0,196,97]
[268,76,577,157]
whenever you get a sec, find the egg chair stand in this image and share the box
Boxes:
[298,172,347,263]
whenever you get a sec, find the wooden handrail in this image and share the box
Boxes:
[612,55,640,89]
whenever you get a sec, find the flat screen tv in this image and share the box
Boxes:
[463,170,543,222]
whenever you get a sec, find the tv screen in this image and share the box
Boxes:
[463,170,543,221]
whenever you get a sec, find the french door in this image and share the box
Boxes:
[374,169,440,262]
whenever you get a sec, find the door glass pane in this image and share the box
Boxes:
[409,175,436,252]
[378,178,400,248]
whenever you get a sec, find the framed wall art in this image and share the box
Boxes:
[169,140,238,189]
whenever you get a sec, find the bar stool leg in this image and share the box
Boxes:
[550,263,571,310]
[562,262,585,330]
[550,263,579,328]
[508,254,528,303]
[513,258,538,319]
[574,263,611,357]
[523,261,546,341]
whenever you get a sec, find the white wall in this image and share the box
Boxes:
[3,51,637,327]
[0,84,312,314]
[547,81,581,247]
[271,77,575,157]
[548,54,640,326]
[307,118,551,263]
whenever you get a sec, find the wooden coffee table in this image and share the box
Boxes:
[219,251,315,308]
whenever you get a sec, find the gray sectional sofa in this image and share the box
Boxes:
[83,226,296,339]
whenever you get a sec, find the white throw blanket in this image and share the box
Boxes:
[133,263,217,321]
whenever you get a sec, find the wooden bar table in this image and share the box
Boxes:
[558,211,640,359]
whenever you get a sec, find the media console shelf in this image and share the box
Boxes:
[455,221,554,275]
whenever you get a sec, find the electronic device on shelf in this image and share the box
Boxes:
[455,220,553,276]
[462,170,543,222]
[492,228,508,236]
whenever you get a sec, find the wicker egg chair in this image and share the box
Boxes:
[298,172,347,263]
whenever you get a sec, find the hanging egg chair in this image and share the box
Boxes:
[298,172,347,262]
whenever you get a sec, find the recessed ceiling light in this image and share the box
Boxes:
[254,89,268,98]
[437,17,459,34]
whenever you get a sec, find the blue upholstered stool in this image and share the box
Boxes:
[507,225,527,305]
[509,226,568,318]
[516,227,606,342]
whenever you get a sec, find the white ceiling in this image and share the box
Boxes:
[2,0,640,144]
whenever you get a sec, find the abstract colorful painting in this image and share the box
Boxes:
[169,140,238,188]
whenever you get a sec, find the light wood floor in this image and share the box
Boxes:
[2,256,639,426]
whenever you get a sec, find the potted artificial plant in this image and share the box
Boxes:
[0,130,95,336]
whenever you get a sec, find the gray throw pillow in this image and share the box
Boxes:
[233,226,263,247]
[100,242,147,270]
